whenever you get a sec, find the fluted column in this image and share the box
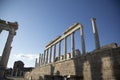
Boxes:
[49,46,52,63]
[58,41,61,60]
[64,37,67,60]
[53,44,56,62]
[80,26,86,54]
[71,32,75,58]
[91,18,100,49]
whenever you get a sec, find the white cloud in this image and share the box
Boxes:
[15,53,39,61]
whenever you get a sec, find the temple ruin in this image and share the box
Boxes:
[24,18,120,80]
[36,18,101,67]
[0,19,18,78]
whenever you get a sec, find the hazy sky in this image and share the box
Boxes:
[0,0,120,68]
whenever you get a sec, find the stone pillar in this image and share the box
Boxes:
[49,46,52,63]
[53,44,56,62]
[43,51,46,64]
[64,37,67,60]
[58,41,61,60]
[91,18,100,49]
[71,32,75,58]
[35,58,37,67]
[39,54,41,66]
[41,54,43,65]
[46,49,49,64]
[80,26,86,54]
[0,30,15,68]
[0,20,18,78]
[15,68,18,77]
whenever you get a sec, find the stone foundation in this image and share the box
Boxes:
[24,47,120,80]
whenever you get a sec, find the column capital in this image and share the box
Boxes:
[91,18,96,21]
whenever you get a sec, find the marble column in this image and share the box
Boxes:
[91,18,100,49]
[46,49,49,64]
[53,44,56,62]
[58,41,61,60]
[35,58,37,67]
[80,26,86,54]
[49,46,52,63]
[71,32,75,58]
[0,30,15,67]
[41,54,43,65]
[39,54,41,66]
[64,37,67,60]
[43,51,46,64]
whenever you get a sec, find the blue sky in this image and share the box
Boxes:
[0,0,120,68]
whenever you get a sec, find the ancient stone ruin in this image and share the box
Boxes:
[24,18,120,80]
[0,19,18,78]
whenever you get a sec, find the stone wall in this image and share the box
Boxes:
[25,47,120,80]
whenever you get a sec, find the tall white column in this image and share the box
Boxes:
[64,37,67,60]
[80,26,86,54]
[49,46,52,63]
[46,49,49,64]
[53,44,56,62]
[39,54,41,66]
[58,41,61,60]
[71,32,75,58]
[41,54,43,65]
[91,18,100,49]
[43,51,46,64]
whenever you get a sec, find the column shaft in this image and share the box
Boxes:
[91,18,100,49]
[43,51,46,64]
[0,30,15,67]
[58,41,61,60]
[41,54,43,65]
[46,49,49,64]
[53,44,56,62]
[39,54,41,66]
[64,37,67,60]
[80,26,86,54]
[49,47,52,63]
[35,58,37,67]
[71,32,75,58]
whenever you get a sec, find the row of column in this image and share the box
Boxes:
[38,30,86,66]
[37,18,100,67]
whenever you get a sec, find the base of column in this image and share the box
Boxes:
[0,66,6,79]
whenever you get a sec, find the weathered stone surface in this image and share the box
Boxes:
[25,47,120,80]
